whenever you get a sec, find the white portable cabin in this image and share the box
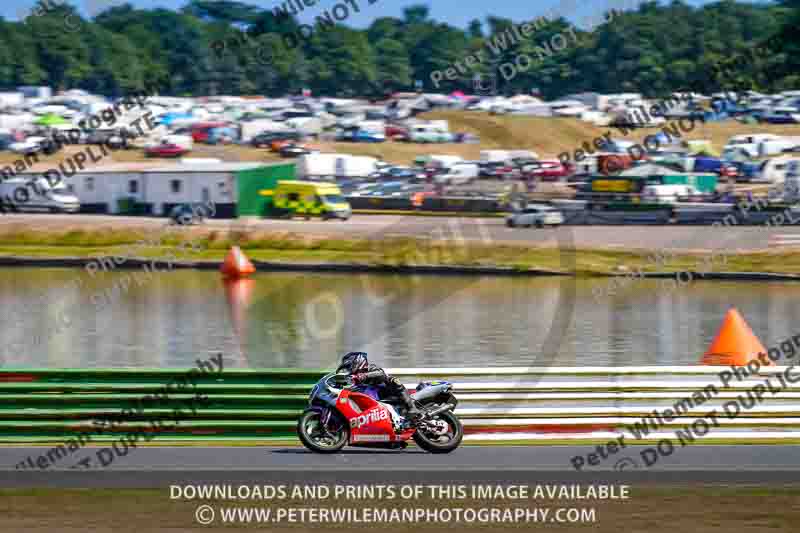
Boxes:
[49,161,285,216]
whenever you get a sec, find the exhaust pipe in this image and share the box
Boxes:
[424,403,455,418]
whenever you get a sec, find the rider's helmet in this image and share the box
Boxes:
[337,352,369,374]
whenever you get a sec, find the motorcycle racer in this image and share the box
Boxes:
[336,352,421,423]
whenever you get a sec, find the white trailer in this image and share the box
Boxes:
[238,119,287,142]
[298,153,378,178]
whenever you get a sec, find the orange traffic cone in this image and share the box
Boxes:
[701,308,770,366]
[220,246,255,279]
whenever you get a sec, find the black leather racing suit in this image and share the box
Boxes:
[350,364,419,416]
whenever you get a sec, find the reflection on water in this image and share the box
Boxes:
[1,267,799,369]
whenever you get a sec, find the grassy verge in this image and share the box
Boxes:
[0,227,798,276]
[1,486,799,532]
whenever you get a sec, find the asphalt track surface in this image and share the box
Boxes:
[3,446,800,486]
[0,213,795,251]
[2,444,795,471]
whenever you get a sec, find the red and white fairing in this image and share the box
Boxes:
[336,389,414,443]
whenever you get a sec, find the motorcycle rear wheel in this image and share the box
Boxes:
[413,411,463,453]
[297,409,349,453]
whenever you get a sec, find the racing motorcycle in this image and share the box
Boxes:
[297,373,462,454]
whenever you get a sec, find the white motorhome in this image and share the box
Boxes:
[238,119,285,143]
[725,134,796,158]
[480,150,538,163]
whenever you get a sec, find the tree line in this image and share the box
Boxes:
[0,0,798,100]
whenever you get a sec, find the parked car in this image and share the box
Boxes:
[335,129,386,143]
[279,143,314,158]
[385,124,409,141]
[86,128,127,149]
[523,160,571,181]
[642,184,699,204]
[506,205,564,228]
[251,131,302,148]
[761,107,800,124]
[370,166,425,181]
[408,124,454,143]
[145,143,189,158]
[435,163,479,185]
[0,179,79,213]
[479,161,514,179]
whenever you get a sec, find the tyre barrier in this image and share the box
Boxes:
[346,196,414,210]
[421,197,503,212]
[2,367,800,444]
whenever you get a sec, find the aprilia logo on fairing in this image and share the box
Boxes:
[350,408,389,429]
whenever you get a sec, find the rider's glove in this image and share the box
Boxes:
[352,373,366,384]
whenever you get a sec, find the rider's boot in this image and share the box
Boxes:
[399,389,422,427]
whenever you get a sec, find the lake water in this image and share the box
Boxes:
[2,268,799,369]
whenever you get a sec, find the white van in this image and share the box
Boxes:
[642,184,698,204]
[0,178,80,213]
[436,163,479,185]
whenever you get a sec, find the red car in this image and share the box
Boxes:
[145,143,189,158]
[719,164,739,179]
[190,122,228,143]
[523,160,572,181]
[384,124,409,141]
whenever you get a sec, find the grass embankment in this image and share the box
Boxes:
[1,486,799,532]
[1,227,800,276]
[5,112,800,170]
[330,111,800,165]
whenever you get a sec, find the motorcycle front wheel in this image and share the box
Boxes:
[413,411,463,454]
[297,409,349,453]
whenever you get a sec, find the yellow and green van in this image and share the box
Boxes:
[262,181,351,220]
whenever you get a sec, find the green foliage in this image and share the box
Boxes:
[0,0,796,97]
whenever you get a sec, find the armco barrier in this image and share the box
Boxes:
[2,367,799,443]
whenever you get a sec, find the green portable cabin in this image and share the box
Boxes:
[660,172,717,193]
[236,162,296,217]
[618,164,717,193]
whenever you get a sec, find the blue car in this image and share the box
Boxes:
[693,156,725,173]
